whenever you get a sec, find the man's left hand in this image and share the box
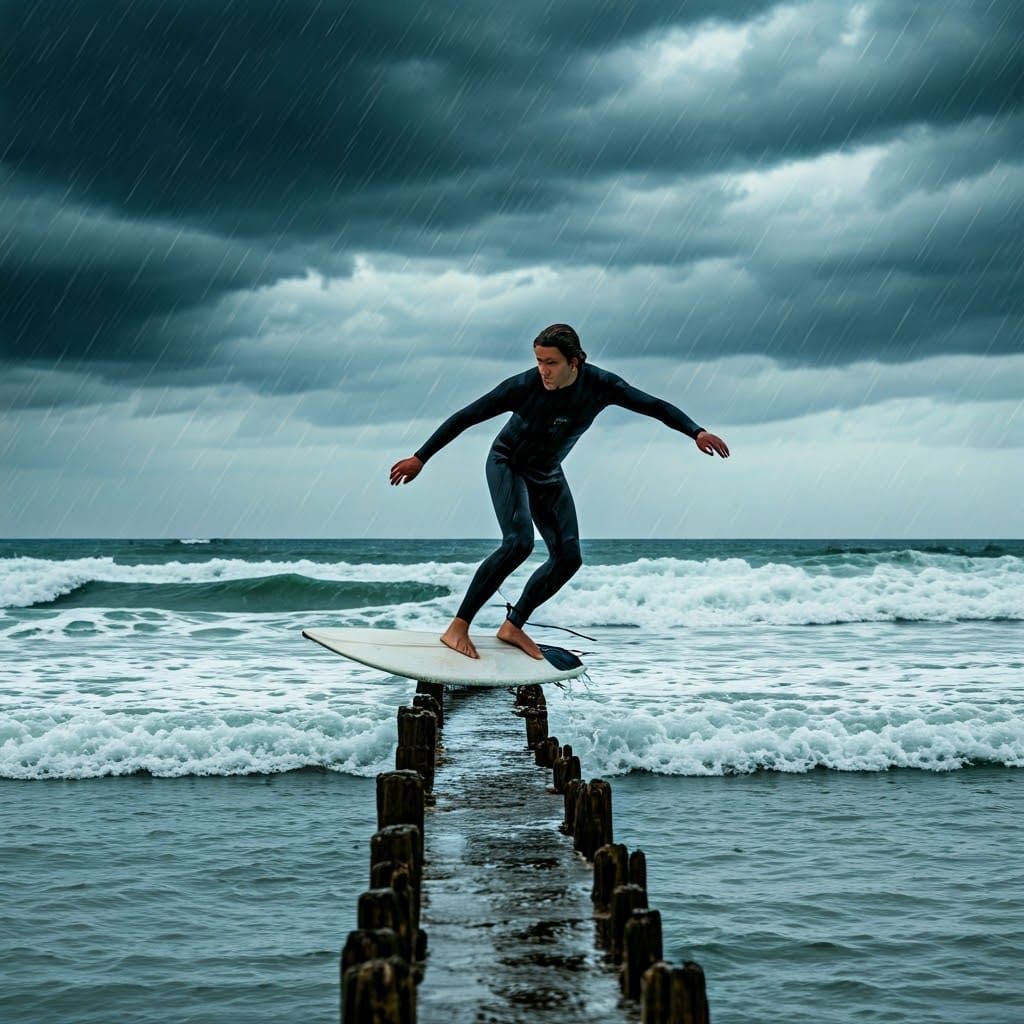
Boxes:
[696,431,730,458]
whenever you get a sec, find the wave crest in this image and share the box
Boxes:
[0,708,396,780]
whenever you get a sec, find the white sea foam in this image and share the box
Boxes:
[546,554,1024,627]
[0,708,397,780]
[548,698,1024,775]
[3,552,1022,624]
[3,549,1022,779]
[3,689,1020,780]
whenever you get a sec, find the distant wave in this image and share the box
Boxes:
[0,556,467,612]
[2,552,1022,623]
[175,538,213,545]
[37,575,449,613]
[814,542,1015,559]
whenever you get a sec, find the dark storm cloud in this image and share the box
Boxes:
[2,0,1023,389]
[0,169,354,364]
[5,0,781,223]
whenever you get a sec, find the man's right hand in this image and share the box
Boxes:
[390,455,424,485]
[695,431,730,458]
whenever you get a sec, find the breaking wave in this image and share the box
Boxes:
[2,551,1022,624]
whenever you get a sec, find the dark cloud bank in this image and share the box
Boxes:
[3,0,1023,405]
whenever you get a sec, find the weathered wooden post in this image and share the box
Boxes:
[523,707,549,749]
[572,779,612,859]
[369,862,420,955]
[641,961,672,1023]
[411,693,442,735]
[396,706,436,792]
[358,885,413,962]
[672,961,709,1024]
[609,883,647,964]
[592,843,629,910]
[572,780,595,857]
[553,745,580,793]
[415,681,444,729]
[376,770,425,857]
[534,735,559,768]
[341,928,400,977]
[622,908,663,999]
[396,706,435,748]
[592,842,628,948]
[630,848,648,904]
[641,960,709,1024]
[563,777,584,835]
[514,684,546,711]
[371,824,422,896]
[590,778,613,851]
[342,955,415,1024]
[371,793,424,967]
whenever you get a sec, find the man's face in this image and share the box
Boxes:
[535,345,577,389]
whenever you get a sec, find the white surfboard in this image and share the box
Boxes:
[302,627,585,686]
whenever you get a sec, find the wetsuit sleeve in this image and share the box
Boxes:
[605,375,705,439]
[414,375,525,463]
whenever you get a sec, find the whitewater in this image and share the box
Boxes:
[2,538,1022,780]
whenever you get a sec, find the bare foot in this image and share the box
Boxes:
[496,620,544,660]
[440,617,478,659]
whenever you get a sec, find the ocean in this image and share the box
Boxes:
[2,538,1022,1022]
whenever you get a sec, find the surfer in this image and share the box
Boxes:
[390,324,729,659]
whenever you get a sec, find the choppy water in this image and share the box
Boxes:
[2,538,1022,1022]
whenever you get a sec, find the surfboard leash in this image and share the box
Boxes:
[492,593,597,643]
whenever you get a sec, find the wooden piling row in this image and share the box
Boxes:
[341,684,444,1023]
[523,701,710,1022]
[343,675,710,1022]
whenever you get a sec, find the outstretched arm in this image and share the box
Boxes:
[608,376,729,457]
[414,374,524,463]
[390,373,526,485]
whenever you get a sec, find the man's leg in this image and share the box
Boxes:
[497,469,582,659]
[441,451,534,658]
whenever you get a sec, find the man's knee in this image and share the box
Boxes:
[560,541,583,577]
[502,531,534,562]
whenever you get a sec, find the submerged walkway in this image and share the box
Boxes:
[416,687,627,1024]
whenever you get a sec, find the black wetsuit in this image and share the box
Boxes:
[415,363,704,628]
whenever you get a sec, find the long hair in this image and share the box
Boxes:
[533,323,587,366]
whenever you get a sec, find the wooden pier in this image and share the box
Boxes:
[341,684,708,1023]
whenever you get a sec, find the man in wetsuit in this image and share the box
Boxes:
[390,324,730,660]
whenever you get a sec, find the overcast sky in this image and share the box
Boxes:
[3,0,1022,538]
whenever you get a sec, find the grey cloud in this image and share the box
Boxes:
[0,173,354,364]
[2,0,1022,393]
[867,114,1024,205]
[0,366,126,411]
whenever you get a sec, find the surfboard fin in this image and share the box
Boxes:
[537,644,583,671]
